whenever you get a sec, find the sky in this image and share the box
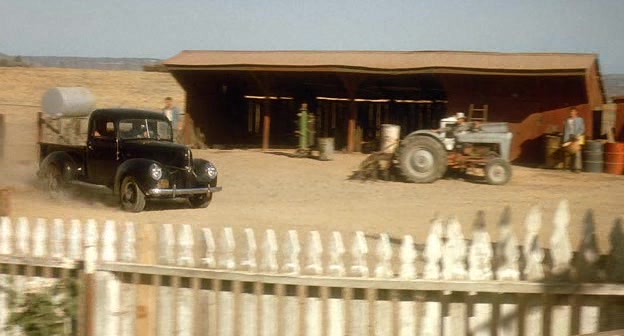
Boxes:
[2,0,624,73]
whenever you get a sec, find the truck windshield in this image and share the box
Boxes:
[119,118,172,141]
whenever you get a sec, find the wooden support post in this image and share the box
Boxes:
[262,97,271,151]
[338,74,364,153]
[0,114,5,160]
[347,100,356,153]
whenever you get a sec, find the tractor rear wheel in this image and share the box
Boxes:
[398,136,448,183]
[485,158,512,185]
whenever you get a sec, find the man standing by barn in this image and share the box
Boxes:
[562,107,585,173]
[162,97,182,142]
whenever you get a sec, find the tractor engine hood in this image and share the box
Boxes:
[121,140,191,168]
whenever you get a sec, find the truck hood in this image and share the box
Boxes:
[121,140,191,168]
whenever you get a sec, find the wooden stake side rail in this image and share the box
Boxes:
[98,262,624,297]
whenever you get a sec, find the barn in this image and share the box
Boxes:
[163,51,605,162]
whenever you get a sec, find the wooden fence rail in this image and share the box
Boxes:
[0,199,623,335]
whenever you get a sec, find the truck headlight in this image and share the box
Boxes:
[204,163,217,179]
[150,163,163,180]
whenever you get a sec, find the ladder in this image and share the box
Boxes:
[468,104,488,122]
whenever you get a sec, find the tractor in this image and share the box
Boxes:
[396,114,513,185]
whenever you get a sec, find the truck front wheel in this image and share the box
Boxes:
[120,176,146,212]
[398,136,448,183]
[188,192,212,208]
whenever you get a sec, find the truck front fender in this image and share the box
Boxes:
[192,158,218,186]
[38,151,82,183]
[113,158,160,195]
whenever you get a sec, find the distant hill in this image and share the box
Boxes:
[21,56,161,71]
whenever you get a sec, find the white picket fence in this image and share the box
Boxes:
[0,199,623,336]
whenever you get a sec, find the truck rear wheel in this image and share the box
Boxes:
[120,176,146,212]
[398,136,448,183]
[485,158,512,185]
[44,164,65,199]
[188,192,213,208]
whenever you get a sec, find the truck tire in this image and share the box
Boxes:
[188,192,213,208]
[398,136,448,183]
[44,164,65,199]
[485,158,512,185]
[120,176,146,212]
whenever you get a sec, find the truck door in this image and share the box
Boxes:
[87,117,119,186]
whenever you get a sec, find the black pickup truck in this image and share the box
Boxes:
[38,108,222,212]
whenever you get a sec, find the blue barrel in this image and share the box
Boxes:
[583,141,604,173]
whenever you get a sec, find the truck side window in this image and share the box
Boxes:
[92,119,115,138]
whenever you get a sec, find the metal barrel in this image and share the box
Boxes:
[380,124,401,154]
[318,137,334,161]
[42,87,96,118]
[583,140,604,173]
[604,142,624,175]
[544,135,563,169]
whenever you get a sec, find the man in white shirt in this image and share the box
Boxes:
[162,97,182,142]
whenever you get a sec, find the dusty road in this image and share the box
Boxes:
[4,149,623,251]
[0,67,622,252]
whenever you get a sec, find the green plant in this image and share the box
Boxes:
[4,277,79,336]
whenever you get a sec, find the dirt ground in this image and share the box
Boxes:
[1,68,623,253]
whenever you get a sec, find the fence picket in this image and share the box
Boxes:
[496,207,520,281]
[550,199,572,279]
[177,224,194,267]
[496,208,520,336]
[201,228,216,268]
[16,217,30,256]
[219,227,236,270]
[399,234,417,280]
[607,218,624,282]
[350,231,369,277]
[95,219,121,336]
[176,224,194,336]
[119,222,136,336]
[260,229,278,273]
[523,206,544,281]
[68,219,82,259]
[240,228,257,272]
[121,222,136,263]
[159,224,175,266]
[523,206,544,336]
[0,216,12,255]
[305,230,323,275]
[328,231,345,277]
[51,218,65,259]
[101,220,117,262]
[443,217,467,280]
[577,210,602,282]
[281,230,301,275]
[374,233,393,279]
[32,218,47,258]
[469,211,493,281]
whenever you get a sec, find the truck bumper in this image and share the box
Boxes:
[146,186,222,198]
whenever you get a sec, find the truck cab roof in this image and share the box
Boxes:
[90,108,168,122]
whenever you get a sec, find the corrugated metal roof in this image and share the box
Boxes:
[163,50,598,73]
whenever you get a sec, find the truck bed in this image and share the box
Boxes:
[39,142,86,168]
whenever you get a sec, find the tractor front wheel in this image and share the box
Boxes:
[484,158,512,185]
